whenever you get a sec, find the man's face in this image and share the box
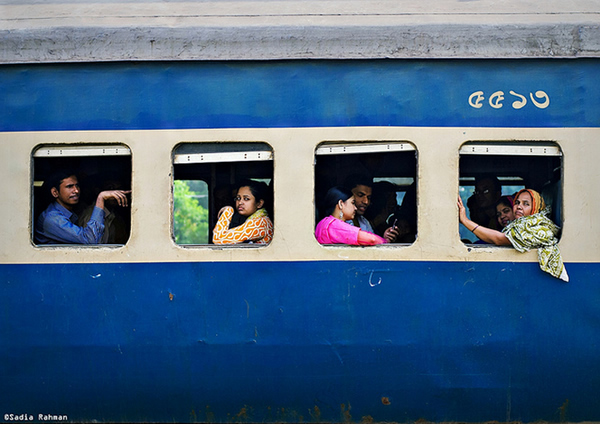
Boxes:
[351,184,372,216]
[52,175,80,210]
[474,178,499,208]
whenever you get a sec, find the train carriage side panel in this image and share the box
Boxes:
[1,58,600,422]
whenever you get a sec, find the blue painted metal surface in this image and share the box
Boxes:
[2,59,600,422]
[1,261,599,422]
[1,60,600,131]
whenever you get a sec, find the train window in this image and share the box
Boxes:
[315,142,417,245]
[173,142,274,246]
[32,144,132,246]
[459,141,563,244]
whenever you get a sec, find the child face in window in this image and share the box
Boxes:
[513,191,533,218]
[235,186,264,217]
[496,202,515,228]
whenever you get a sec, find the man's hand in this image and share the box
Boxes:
[383,226,399,243]
[96,190,131,209]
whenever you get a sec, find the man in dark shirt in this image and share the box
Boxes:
[466,175,502,230]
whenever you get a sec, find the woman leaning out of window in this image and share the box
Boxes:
[458,188,568,282]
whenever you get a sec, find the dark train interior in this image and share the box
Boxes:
[459,141,563,243]
[32,145,132,245]
[314,142,418,243]
[173,142,274,244]
[31,140,562,246]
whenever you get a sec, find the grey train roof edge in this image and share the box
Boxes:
[1,0,600,63]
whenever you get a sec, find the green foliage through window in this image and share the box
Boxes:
[173,180,209,244]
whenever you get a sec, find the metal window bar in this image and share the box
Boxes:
[459,143,561,156]
[316,142,415,155]
[33,145,131,157]
[174,150,273,164]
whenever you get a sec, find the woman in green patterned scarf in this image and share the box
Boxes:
[458,188,568,282]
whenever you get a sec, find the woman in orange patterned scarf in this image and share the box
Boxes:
[213,179,273,245]
[458,188,568,281]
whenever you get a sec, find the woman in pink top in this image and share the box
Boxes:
[315,186,386,245]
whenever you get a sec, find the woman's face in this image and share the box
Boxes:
[496,202,515,227]
[513,191,533,218]
[235,186,263,217]
[340,196,357,220]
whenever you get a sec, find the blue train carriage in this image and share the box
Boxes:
[1,0,600,422]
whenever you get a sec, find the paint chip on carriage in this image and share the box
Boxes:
[368,271,382,286]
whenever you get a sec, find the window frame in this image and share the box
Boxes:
[314,141,418,246]
[31,143,132,247]
[458,140,563,245]
[172,142,274,247]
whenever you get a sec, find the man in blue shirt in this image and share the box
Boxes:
[35,170,131,244]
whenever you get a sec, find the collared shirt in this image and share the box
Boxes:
[35,201,105,244]
[78,205,119,244]
[346,215,374,233]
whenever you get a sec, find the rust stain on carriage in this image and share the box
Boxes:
[309,405,321,422]
[169,292,174,301]
[559,398,570,422]
[236,406,249,420]
[341,403,352,423]
[381,396,391,405]
[205,405,215,422]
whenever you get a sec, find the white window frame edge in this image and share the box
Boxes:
[459,143,561,156]
[33,145,131,157]
[174,151,273,164]
[316,142,415,156]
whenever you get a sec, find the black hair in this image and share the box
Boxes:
[321,186,353,218]
[35,169,78,215]
[343,173,373,191]
[495,195,514,209]
[365,180,397,220]
[237,179,270,205]
[229,179,272,228]
[475,174,502,193]
[45,169,77,193]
